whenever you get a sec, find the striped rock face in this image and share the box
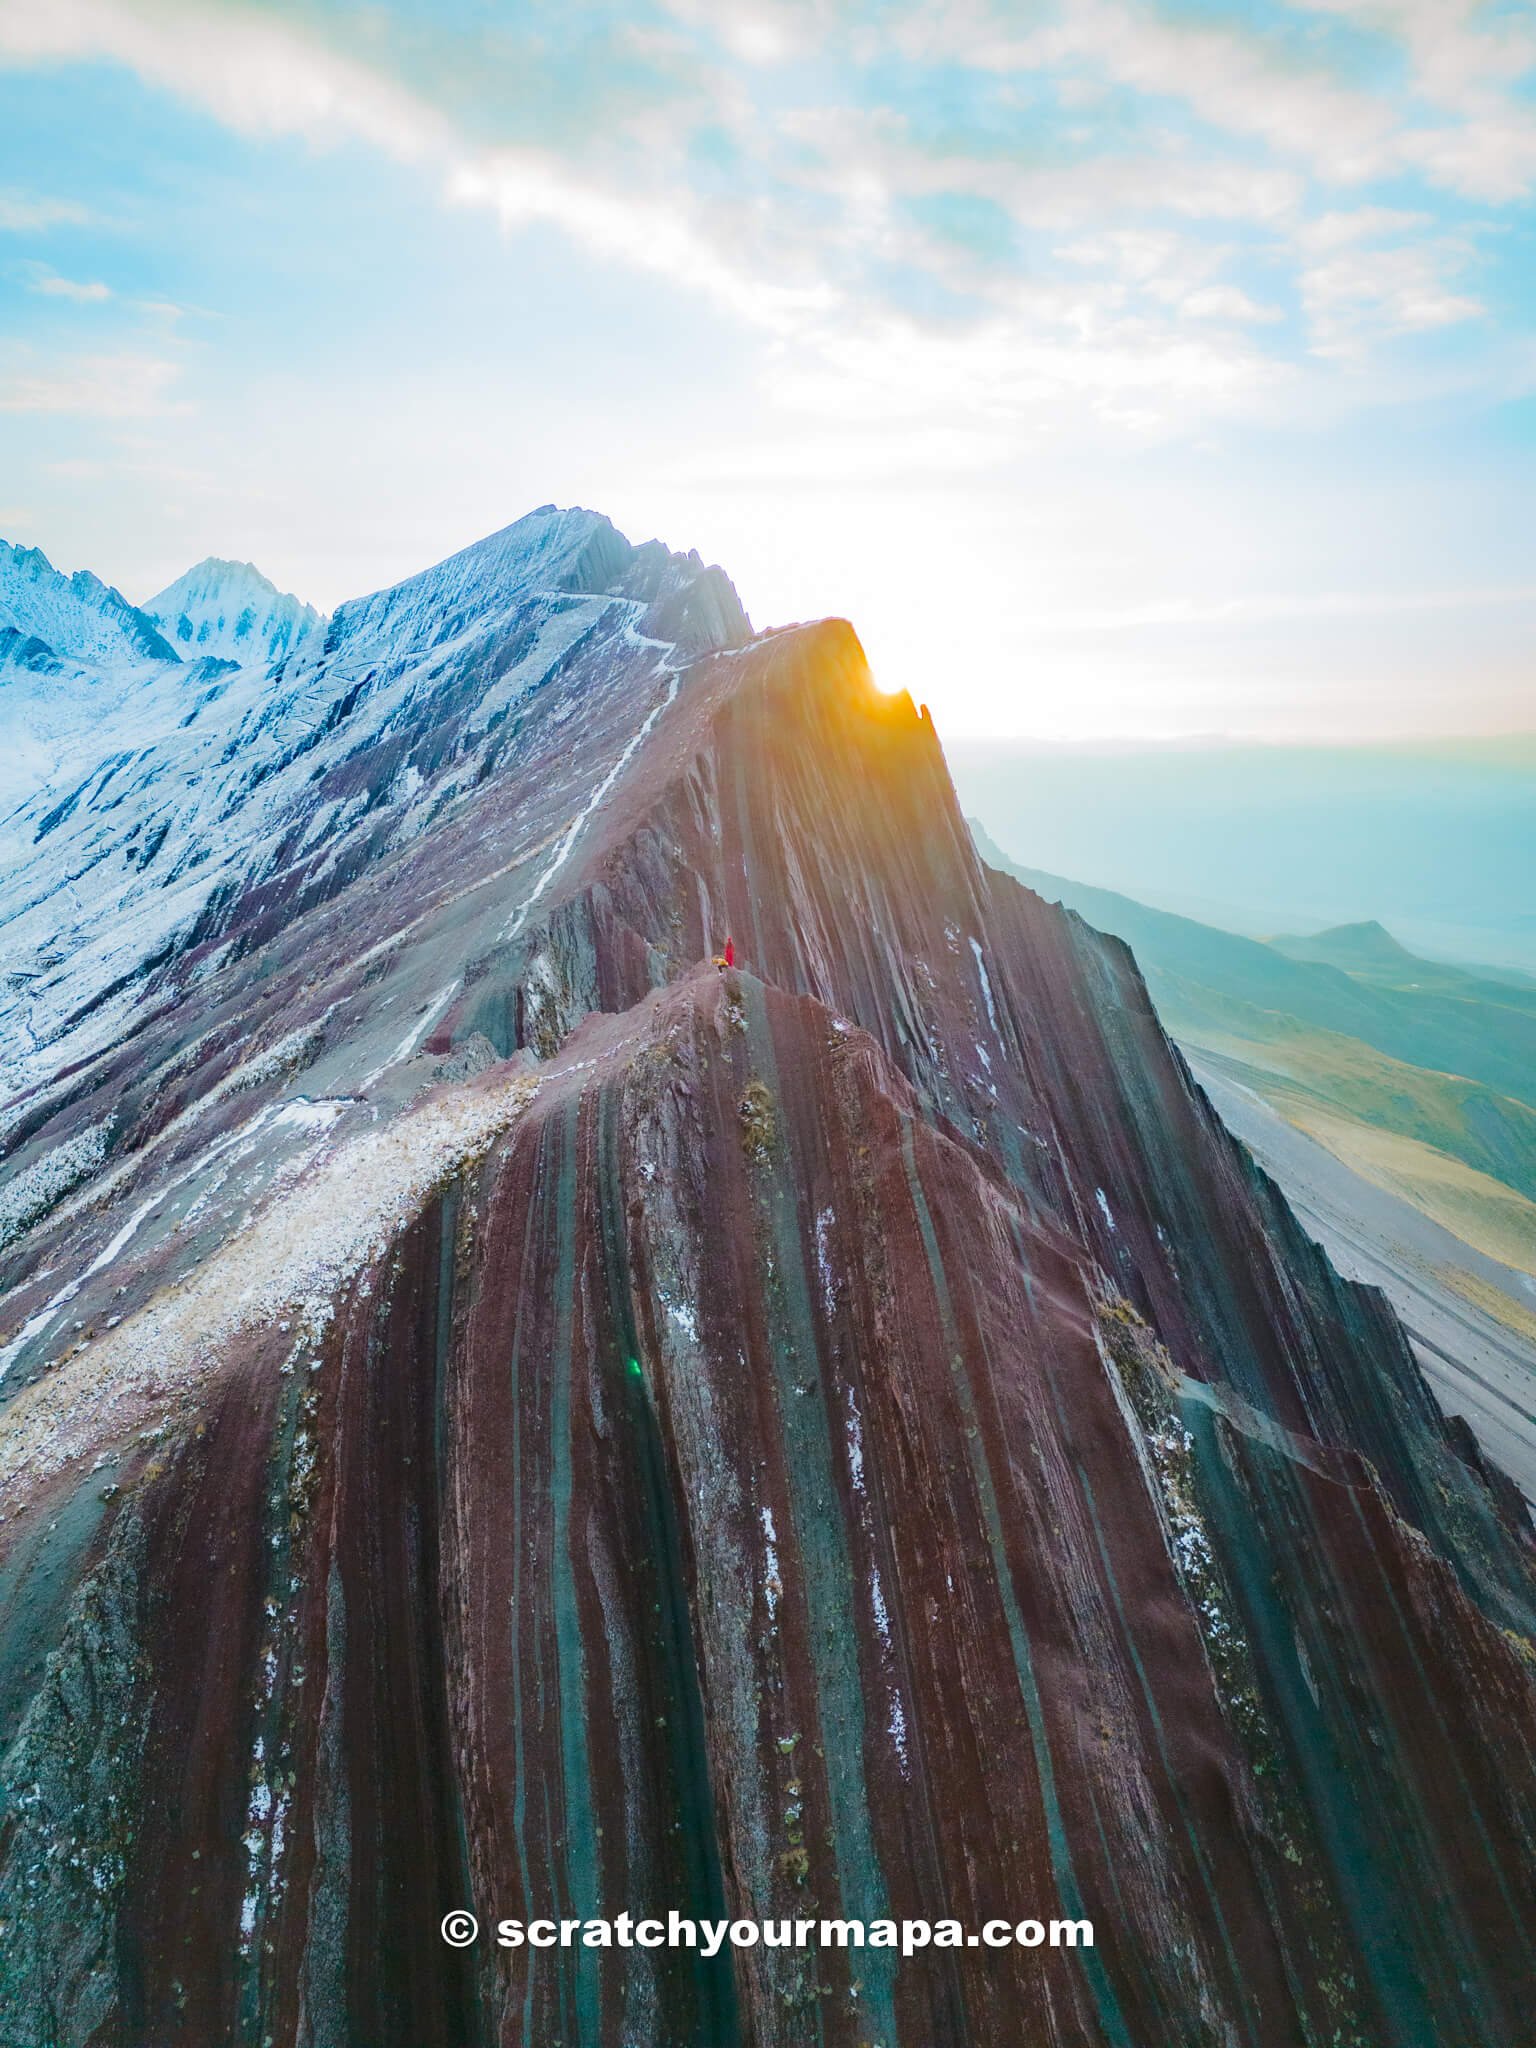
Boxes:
[0,513,1533,2046]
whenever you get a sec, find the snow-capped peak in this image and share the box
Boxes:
[327,504,751,659]
[0,538,179,668]
[144,557,325,666]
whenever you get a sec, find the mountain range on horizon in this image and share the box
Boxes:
[0,534,323,674]
[1,505,1534,2045]
[949,733,1536,979]
[0,537,329,815]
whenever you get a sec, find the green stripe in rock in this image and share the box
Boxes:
[1176,1393,1452,2046]
[899,1124,1132,2048]
[594,1083,739,2045]
[549,1093,603,2042]
[741,980,895,2047]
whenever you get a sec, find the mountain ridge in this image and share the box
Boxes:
[0,506,750,1102]
[0,537,179,668]
[0,510,1533,2046]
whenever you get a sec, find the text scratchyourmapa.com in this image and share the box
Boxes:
[440,1911,1094,1957]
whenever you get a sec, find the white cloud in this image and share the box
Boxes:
[0,0,833,337]
[934,0,1536,202]
[448,151,835,335]
[763,285,1292,447]
[1181,285,1282,325]
[0,188,92,231]
[657,0,819,66]
[1297,207,1431,252]
[1301,242,1482,355]
[27,270,111,300]
[0,350,182,415]
[958,1,1402,181]
[0,0,1522,456]
[0,0,446,158]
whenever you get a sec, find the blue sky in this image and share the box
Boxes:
[1,0,1533,738]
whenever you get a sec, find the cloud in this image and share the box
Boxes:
[0,187,92,231]
[656,0,820,66]
[0,0,826,333]
[0,0,1524,452]
[1288,209,1483,355]
[0,0,446,158]
[1181,286,1282,326]
[27,269,112,300]
[1301,242,1482,355]
[1015,3,1399,184]
[1296,207,1432,253]
[915,0,1536,201]
[0,350,182,415]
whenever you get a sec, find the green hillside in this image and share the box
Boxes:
[971,822,1536,1271]
[1270,920,1536,1000]
[968,826,1536,1113]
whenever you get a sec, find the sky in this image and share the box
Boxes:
[0,0,1533,740]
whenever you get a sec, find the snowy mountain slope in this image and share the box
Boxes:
[0,541,193,820]
[326,502,744,658]
[144,556,325,665]
[0,649,168,829]
[0,538,178,667]
[0,506,750,1102]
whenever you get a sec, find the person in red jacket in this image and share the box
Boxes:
[724,936,735,968]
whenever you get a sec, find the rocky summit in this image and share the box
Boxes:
[0,507,1532,2046]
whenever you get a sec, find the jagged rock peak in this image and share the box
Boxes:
[326,503,753,659]
[143,556,325,667]
[0,536,179,667]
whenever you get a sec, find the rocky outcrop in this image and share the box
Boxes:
[0,518,1532,2045]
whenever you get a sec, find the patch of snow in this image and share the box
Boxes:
[815,1206,837,1315]
[870,1561,892,1652]
[0,1121,110,1253]
[665,1296,699,1343]
[969,937,999,1035]
[844,1383,867,1498]
[761,1505,781,1620]
[358,979,459,1092]
[888,1690,910,1777]
[501,661,680,942]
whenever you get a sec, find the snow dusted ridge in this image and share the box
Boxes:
[144,557,325,666]
[0,493,745,1114]
[0,1065,541,1505]
[327,503,746,659]
[0,503,749,1409]
[0,538,178,668]
[0,505,753,1105]
[1,545,319,818]
[0,541,193,816]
